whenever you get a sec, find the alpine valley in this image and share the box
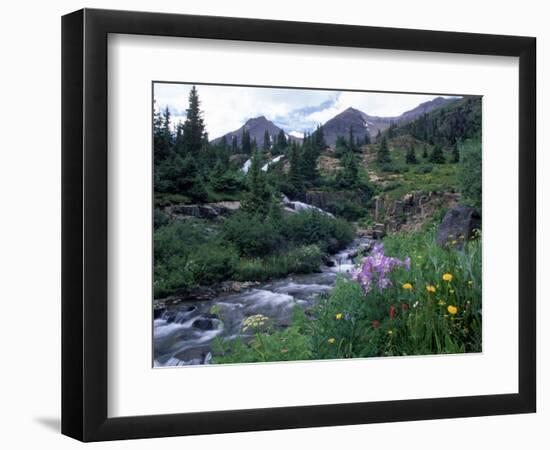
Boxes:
[153,85,482,366]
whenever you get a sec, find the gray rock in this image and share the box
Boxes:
[436,205,481,248]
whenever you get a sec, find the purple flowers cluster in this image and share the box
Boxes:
[352,243,410,293]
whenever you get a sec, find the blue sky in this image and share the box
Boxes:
[154,83,453,140]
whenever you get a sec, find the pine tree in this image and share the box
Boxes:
[406,145,418,164]
[231,135,238,153]
[301,139,318,185]
[154,106,174,164]
[313,125,326,152]
[376,129,381,142]
[348,126,356,152]
[241,129,252,154]
[422,144,428,159]
[337,149,359,188]
[429,144,445,164]
[377,136,391,164]
[288,141,303,192]
[452,141,460,163]
[241,150,271,216]
[364,132,371,145]
[263,129,270,151]
[276,129,287,149]
[182,86,205,157]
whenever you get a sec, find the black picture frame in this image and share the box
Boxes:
[62,8,536,442]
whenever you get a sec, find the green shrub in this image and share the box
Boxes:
[222,212,281,257]
[186,241,239,285]
[282,210,354,253]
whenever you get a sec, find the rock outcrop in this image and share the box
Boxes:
[165,201,240,220]
[436,205,481,248]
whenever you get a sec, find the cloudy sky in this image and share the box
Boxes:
[154,83,453,140]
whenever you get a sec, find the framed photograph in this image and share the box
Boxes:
[62,8,536,442]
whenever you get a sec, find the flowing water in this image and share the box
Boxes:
[153,238,370,367]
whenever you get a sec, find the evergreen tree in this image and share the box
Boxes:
[263,129,270,151]
[406,145,418,164]
[182,86,205,157]
[288,141,303,192]
[241,150,271,216]
[348,126,356,152]
[422,144,428,159]
[276,129,287,150]
[173,122,185,157]
[452,141,460,163]
[377,136,391,164]
[429,144,446,164]
[301,139,318,185]
[337,149,359,188]
[241,129,252,154]
[313,125,326,152]
[335,135,348,158]
[376,129,381,142]
[154,106,174,164]
[231,135,238,153]
[364,132,371,145]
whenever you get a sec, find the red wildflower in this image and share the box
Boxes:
[402,303,409,311]
[371,320,381,329]
[389,305,397,320]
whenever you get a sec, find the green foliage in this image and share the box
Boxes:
[241,151,272,216]
[377,136,391,164]
[222,211,281,257]
[235,245,323,282]
[181,86,206,157]
[395,96,482,147]
[309,227,482,359]
[282,210,354,253]
[153,222,238,297]
[212,307,313,364]
[428,144,446,164]
[153,208,169,230]
[405,145,418,164]
[458,138,482,211]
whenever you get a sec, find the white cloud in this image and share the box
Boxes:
[154,83,456,139]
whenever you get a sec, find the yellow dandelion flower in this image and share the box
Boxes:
[335,313,343,320]
[327,338,336,344]
[447,305,458,315]
[442,273,453,282]
[402,283,413,290]
[426,285,436,293]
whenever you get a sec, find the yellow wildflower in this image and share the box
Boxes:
[451,240,458,245]
[402,283,413,290]
[327,338,336,344]
[426,285,436,293]
[335,313,343,320]
[442,273,453,282]
[447,305,458,315]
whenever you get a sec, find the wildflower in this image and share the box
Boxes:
[388,330,393,335]
[389,305,397,320]
[327,338,336,344]
[413,301,419,308]
[335,313,343,320]
[402,303,409,311]
[451,240,458,245]
[438,299,446,306]
[468,280,473,287]
[426,285,436,293]
[371,320,381,329]
[450,289,455,294]
[447,305,458,315]
[352,243,410,294]
[402,283,413,290]
[442,273,453,282]
[344,313,351,321]
[280,348,289,353]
